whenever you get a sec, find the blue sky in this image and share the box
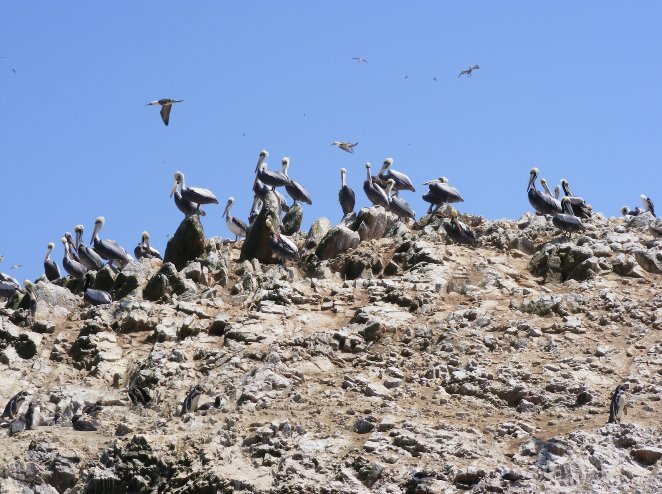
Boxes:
[1,1,661,281]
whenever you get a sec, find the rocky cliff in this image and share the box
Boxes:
[1,209,661,493]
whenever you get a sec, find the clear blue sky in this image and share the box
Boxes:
[1,2,661,281]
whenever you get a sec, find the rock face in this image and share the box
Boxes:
[1,212,661,494]
[240,191,281,264]
[163,215,206,270]
[281,202,303,235]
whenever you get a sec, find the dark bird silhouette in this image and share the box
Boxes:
[608,384,628,424]
[146,98,183,126]
[458,65,480,77]
[72,414,97,431]
[338,168,355,216]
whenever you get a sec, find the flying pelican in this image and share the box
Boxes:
[134,232,162,259]
[528,168,562,216]
[146,98,183,126]
[172,172,219,207]
[222,197,249,241]
[640,194,656,217]
[338,168,355,216]
[265,217,299,261]
[83,273,111,306]
[61,237,87,280]
[378,158,415,193]
[90,217,132,268]
[75,225,104,271]
[331,141,359,153]
[552,197,585,238]
[257,162,292,188]
[385,179,415,220]
[43,243,60,281]
[458,65,480,77]
[64,232,81,263]
[281,157,312,205]
[443,209,477,245]
[363,163,389,207]
[560,179,592,218]
[621,206,642,217]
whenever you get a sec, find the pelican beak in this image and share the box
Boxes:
[170,182,177,198]
[423,179,438,185]
[527,172,535,191]
[90,223,99,244]
[222,202,231,218]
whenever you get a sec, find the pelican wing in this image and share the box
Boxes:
[160,104,171,126]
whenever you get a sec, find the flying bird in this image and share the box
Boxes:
[146,99,183,126]
[10,264,23,270]
[458,65,480,77]
[331,141,358,153]
[352,57,368,63]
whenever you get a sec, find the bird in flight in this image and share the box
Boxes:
[146,98,183,126]
[458,65,480,77]
[331,141,359,153]
[352,57,368,63]
[10,264,23,270]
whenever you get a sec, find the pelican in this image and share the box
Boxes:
[146,98,183,126]
[621,206,642,217]
[43,243,60,281]
[83,274,111,306]
[65,232,81,263]
[282,157,312,205]
[560,179,591,218]
[0,273,21,298]
[378,158,415,193]
[61,237,87,280]
[528,168,562,216]
[363,163,389,207]
[90,217,132,268]
[539,178,563,211]
[640,194,656,217]
[223,197,249,241]
[385,179,415,220]
[554,185,561,199]
[254,149,269,173]
[422,177,464,210]
[248,195,262,225]
[171,184,206,217]
[338,168,355,216]
[134,232,162,259]
[458,65,480,77]
[253,178,290,212]
[257,162,292,188]
[553,197,585,237]
[22,279,37,320]
[331,141,359,153]
[266,217,299,261]
[172,172,219,207]
[75,225,104,271]
[443,209,477,245]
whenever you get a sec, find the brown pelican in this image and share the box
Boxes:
[621,206,642,217]
[172,172,219,207]
[422,177,464,211]
[528,168,562,216]
[61,237,87,279]
[134,232,162,259]
[443,209,477,245]
[83,273,111,306]
[539,178,562,211]
[222,197,249,241]
[248,195,262,225]
[171,184,206,216]
[90,217,132,268]
[378,158,415,193]
[641,194,656,217]
[146,98,183,126]
[338,168,355,216]
[0,273,21,298]
[560,179,591,218]
[75,225,104,271]
[65,232,81,263]
[458,65,480,77]
[43,243,60,281]
[552,197,585,238]
[253,177,290,213]
[257,162,292,188]
[385,179,415,220]
[554,185,561,200]
[266,217,299,261]
[363,163,389,207]
[331,141,359,153]
[22,279,37,321]
[281,157,312,205]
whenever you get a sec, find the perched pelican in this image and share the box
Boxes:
[75,225,104,271]
[266,217,299,261]
[134,232,162,259]
[553,197,585,238]
[443,209,477,245]
[223,197,249,241]
[363,163,389,207]
[172,171,219,207]
[43,243,60,281]
[640,194,656,217]
[248,195,262,225]
[554,185,561,200]
[560,179,591,218]
[378,158,415,193]
[528,168,562,216]
[385,179,415,220]
[171,184,206,217]
[254,149,269,173]
[22,279,37,320]
[65,232,81,263]
[0,273,21,298]
[282,158,312,205]
[338,168,355,216]
[83,273,111,306]
[458,65,480,77]
[90,217,132,268]
[331,141,359,153]
[146,98,183,126]
[621,206,642,217]
[61,237,87,280]
[253,178,290,212]
[257,162,292,188]
[539,178,563,211]
[422,177,464,211]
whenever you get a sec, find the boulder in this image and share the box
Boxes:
[316,226,360,260]
[351,206,397,242]
[282,202,303,235]
[240,191,281,263]
[164,215,206,270]
[304,217,331,250]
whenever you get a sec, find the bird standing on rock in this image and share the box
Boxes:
[1,391,29,420]
[171,172,219,209]
[640,194,656,217]
[338,168,355,217]
[43,243,60,281]
[363,163,389,207]
[552,197,585,238]
[443,208,477,245]
[181,385,205,415]
[608,384,628,424]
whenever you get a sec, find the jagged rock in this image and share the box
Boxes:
[351,206,397,242]
[113,259,157,300]
[14,331,42,359]
[94,265,117,292]
[164,215,206,270]
[304,217,331,250]
[634,249,662,274]
[240,191,281,263]
[282,202,303,235]
[316,225,360,260]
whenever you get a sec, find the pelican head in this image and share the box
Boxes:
[47,242,54,250]
[450,208,459,220]
[554,185,560,198]
[560,179,573,196]
[386,178,396,195]
[561,196,573,214]
[621,206,629,216]
[281,157,290,174]
[383,158,394,167]
[142,231,150,242]
[60,237,67,246]
[75,225,84,234]
[255,150,269,172]
[95,216,105,226]
[260,150,269,159]
[223,197,235,218]
[640,194,648,201]
[528,167,539,191]
[23,279,33,291]
[640,194,650,210]
[540,178,547,186]
[341,167,347,174]
[171,171,185,197]
[365,162,371,170]
[331,141,340,146]
[423,177,448,185]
